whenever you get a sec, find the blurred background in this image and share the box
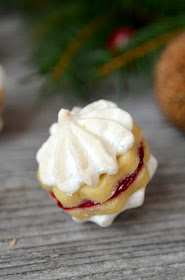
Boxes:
[0,0,185,131]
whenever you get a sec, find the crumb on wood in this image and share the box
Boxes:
[10,238,17,247]
[21,185,30,191]
[0,185,30,193]
[0,189,5,193]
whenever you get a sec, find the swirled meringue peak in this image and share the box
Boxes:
[36,100,134,195]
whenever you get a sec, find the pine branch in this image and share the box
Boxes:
[2,0,185,98]
[99,23,185,75]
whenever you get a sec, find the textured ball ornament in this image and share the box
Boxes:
[155,32,185,132]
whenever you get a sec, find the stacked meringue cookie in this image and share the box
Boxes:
[36,100,157,227]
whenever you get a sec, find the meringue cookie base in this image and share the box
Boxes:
[37,120,157,226]
[73,188,146,227]
[72,154,157,227]
[38,138,151,219]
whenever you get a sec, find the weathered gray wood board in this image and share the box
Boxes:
[0,15,185,280]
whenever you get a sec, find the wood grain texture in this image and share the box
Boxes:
[0,15,185,280]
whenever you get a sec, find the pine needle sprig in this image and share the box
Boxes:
[2,0,185,98]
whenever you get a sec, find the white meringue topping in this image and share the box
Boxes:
[36,100,134,195]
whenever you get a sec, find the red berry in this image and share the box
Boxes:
[107,27,134,51]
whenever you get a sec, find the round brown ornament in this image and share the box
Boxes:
[155,32,185,132]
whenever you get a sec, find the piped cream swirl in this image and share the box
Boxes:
[36,100,134,195]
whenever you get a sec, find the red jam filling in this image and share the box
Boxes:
[50,143,144,211]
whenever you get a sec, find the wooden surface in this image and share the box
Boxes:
[0,15,185,280]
